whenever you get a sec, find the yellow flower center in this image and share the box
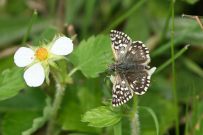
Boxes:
[35,48,48,61]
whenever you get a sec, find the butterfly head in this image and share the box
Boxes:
[108,64,116,73]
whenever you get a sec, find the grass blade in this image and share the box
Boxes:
[139,106,159,135]
[156,45,189,73]
[183,58,203,78]
[151,35,185,58]
[103,0,147,33]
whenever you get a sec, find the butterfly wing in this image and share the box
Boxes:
[124,41,155,94]
[110,30,132,60]
[110,30,156,106]
[125,67,156,95]
[125,41,150,64]
[112,74,133,107]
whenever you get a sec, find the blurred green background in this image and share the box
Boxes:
[0,0,203,135]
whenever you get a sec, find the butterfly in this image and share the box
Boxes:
[109,30,156,107]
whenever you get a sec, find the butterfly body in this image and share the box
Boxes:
[109,62,146,73]
[110,30,156,107]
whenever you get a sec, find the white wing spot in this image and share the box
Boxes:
[147,76,150,79]
[138,41,143,44]
[121,50,125,54]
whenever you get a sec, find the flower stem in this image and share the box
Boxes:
[114,121,122,135]
[68,67,78,77]
[22,10,38,44]
[46,81,65,135]
[131,113,140,135]
[131,96,140,135]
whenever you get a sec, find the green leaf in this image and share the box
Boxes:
[22,97,52,135]
[1,111,41,135]
[69,35,113,78]
[0,57,14,72]
[77,79,102,110]
[0,87,46,112]
[0,88,47,135]
[0,67,26,101]
[60,100,96,132]
[82,106,121,128]
[59,79,102,133]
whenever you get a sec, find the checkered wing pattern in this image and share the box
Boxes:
[110,30,156,107]
[125,70,150,95]
[110,30,132,60]
[112,74,133,107]
[126,41,150,64]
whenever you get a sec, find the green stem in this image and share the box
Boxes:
[114,121,122,135]
[131,96,140,135]
[132,96,138,113]
[22,10,38,44]
[170,0,179,135]
[68,67,78,77]
[46,81,65,135]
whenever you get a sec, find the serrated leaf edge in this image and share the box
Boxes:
[82,106,121,128]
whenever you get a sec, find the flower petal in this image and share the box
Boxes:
[50,36,73,55]
[23,63,45,87]
[14,47,35,67]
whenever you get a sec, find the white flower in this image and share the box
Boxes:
[14,36,73,87]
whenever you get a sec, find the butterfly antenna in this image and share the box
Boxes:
[182,14,203,31]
